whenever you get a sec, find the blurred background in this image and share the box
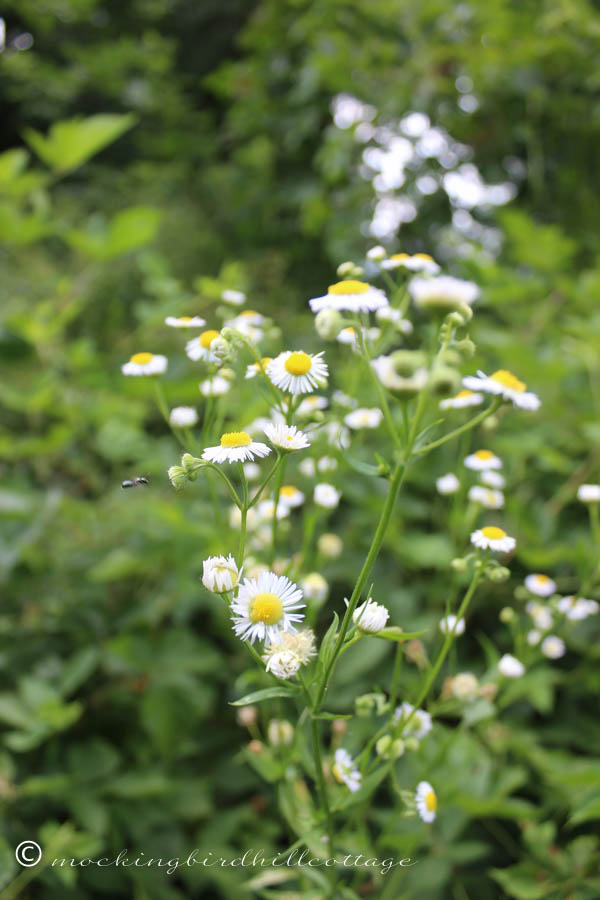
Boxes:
[2,1,600,897]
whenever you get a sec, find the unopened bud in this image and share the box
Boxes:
[404,737,420,752]
[167,465,187,490]
[210,335,233,364]
[315,308,345,341]
[404,639,428,670]
[428,365,461,397]
[488,565,511,583]
[499,606,515,623]
[268,719,294,746]
[236,706,258,728]
[337,262,356,277]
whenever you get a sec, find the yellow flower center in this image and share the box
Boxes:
[220,431,252,448]
[425,790,437,812]
[389,253,409,262]
[241,310,259,318]
[414,253,434,261]
[474,450,494,460]
[535,574,550,583]
[285,351,312,376]
[281,485,297,498]
[328,280,370,295]
[249,592,283,625]
[130,352,153,364]
[342,327,356,336]
[490,369,526,392]
[332,764,344,784]
[178,316,192,322]
[481,526,507,540]
[200,329,220,348]
[260,357,272,367]
[456,390,474,399]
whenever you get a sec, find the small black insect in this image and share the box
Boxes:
[121,476,149,489]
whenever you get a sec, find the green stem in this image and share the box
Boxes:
[358,330,402,450]
[248,452,284,507]
[310,717,335,855]
[237,463,248,566]
[313,459,408,712]
[270,455,287,565]
[414,398,501,456]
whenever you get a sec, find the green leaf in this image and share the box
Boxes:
[319,612,339,670]
[343,454,383,477]
[568,789,600,826]
[312,712,352,720]
[24,114,137,174]
[230,685,301,706]
[372,627,425,642]
[66,206,161,260]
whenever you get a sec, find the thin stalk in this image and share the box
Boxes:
[414,398,501,456]
[310,717,335,856]
[248,452,284,507]
[237,462,248,566]
[270,455,287,565]
[153,380,186,448]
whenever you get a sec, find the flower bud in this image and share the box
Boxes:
[315,308,345,341]
[317,533,343,558]
[487,565,511,583]
[202,555,240,593]
[454,338,476,357]
[376,735,405,759]
[389,350,427,378]
[167,465,187,490]
[367,245,386,262]
[209,335,233,364]
[236,706,258,728]
[428,365,461,397]
[404,737,420,752]
[499,606,515,623]
[355,692,388,717]
[337,262,356,277]
[268,718,294,746]
[404,639,428,670]
[451,557,468,572]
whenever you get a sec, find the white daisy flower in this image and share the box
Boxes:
[300,573,329,604]
[264,650,301,679]
[332,749,362,793]
[393,702,432,739]
[525,574,556,597]
[480,470,506,489]
[525,601,553,630]
[436,473,460,495]
[383,252,440,275]
[439,615,465,636]
[221,289,246,306]
[224,309,266,342]
[263,629,316,666]
[267,351,328,395]
[468,486,505,509]
[314,483,341,509]
[527,629,542,646]
[409,275,479,312]
[200,376,231,396]
[351,597,390,633]
[462,370,540,411]
[186,329,221,362]
[440,389,484,410]
[245,357,273,379]
[344,408,384,430]
[169,406,198,428]
[556,596,599,620]
[202,431,271,464]
[336,325,381,349]
[371,355,428,395]
[165,315,206,328]
[541,635,566,659]
[202,555,240,593]
[470,526,516,553]
[450,673,479,701]
[366,245,387,261]
[231,572,305,645]
[415,781,437,823]
[309,280,389,314]
[255,499,290,521]
[577,484,600,503]
[278,485,305,508]
[375,307,414,333]
[498,654,525,678]
[318,456,338,472]
[318,533,343,558]
[122,352,167,376]
[464,450,502,471]
[296,395,328,417]
[263,422,311,452]
[332,389,357,408]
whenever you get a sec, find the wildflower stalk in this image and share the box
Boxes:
[237,463,248,565]
[358,329,402,450]
[310,717,335,855]
[153,380,187,448]
[414,397,502,455]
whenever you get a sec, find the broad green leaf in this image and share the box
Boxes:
[24,114,136,174]
[66,206,161,260]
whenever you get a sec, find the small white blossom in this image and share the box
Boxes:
[309,280,388,314]
[525,574,556,597]
[314,483,341,509]
[122,352,167,376]
[577,484,600,503]
[471,526,516,553]
[332,749,362,792]
[541,636,566,659]
[498,654,525,678]
[300,573,329,604]
[352,598,389,633]
[464,450,502,471]
[439,615,465,636]
[267,351,328,395]
[393,702,432,739]
[169,406,198,428]
[264,422,311,451]
[468,486,504,509]
[463,369,540,411]
[436,473,460,495]
[202,555,240,593]
[202,431,271,464]
[221,289,246,306]
[480,470,506,488]
[165,315,206,328]
[440,389,483,410]
[415,781,437,823]
[344,408,384,430]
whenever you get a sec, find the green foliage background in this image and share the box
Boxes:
[1,1,600,897]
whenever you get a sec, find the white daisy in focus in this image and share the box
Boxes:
[541,636,566,659]
[393,702,432,739]
[415,781,437,823]
[332,749,362,792]
[231,572,305,644]
[409,275,479,312]
[267,351,328,395]
[577,484,600,503]
[245,357,272,379]
[200,375,231,396]
[263,422,311,452]
[468,486,504,509]
[186,329,221,362]
[556,596,599,620]
[462,370,540,411]
[314,483,341,509]
[436,473,460,495]
[351,597,389,633]
[470,526,516,553]
[498,654,525,678]
[169,406,198,428]
[525,574,556,597]
[165,315,206,328]
[344,408,383,430]
[480,470,506,489]
[439,615,465,636]
[122,352,167,376]
[464,450,502,471]
[440,389,483,410]
[202,555,240,593]
[278,485,305,508]
[525,601,553,630]
[309,280,388,314]
[383,252,440,275]
[221,289,246,306]
[202,431,271,464]
[264,650,301,680]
